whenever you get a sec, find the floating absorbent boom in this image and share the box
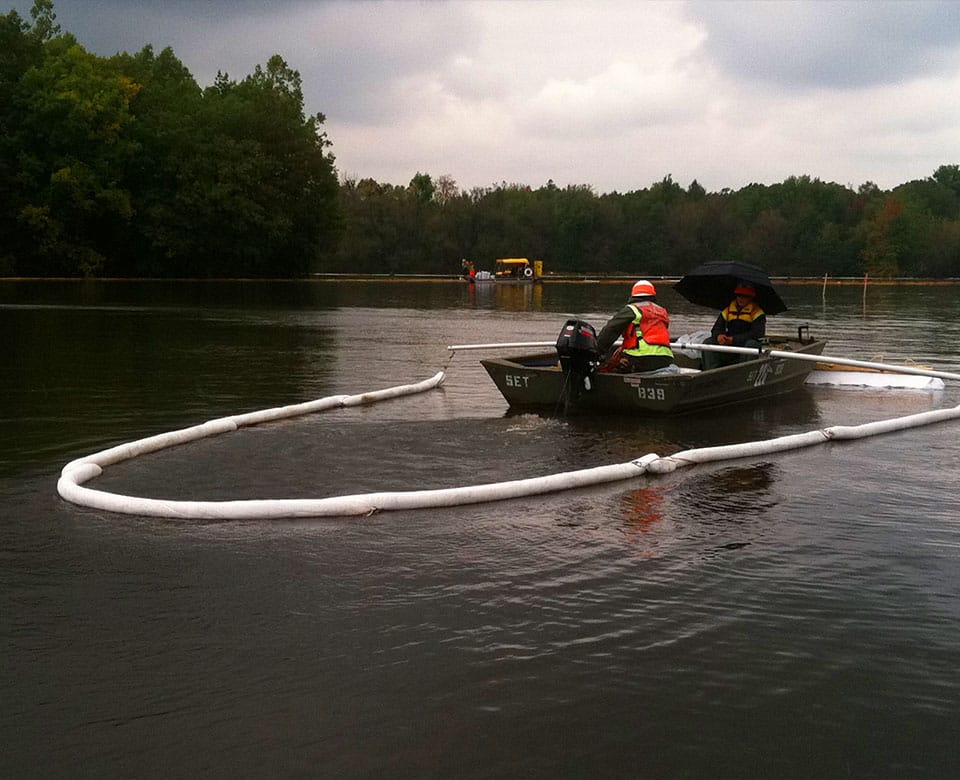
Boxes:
[57,366,960,520]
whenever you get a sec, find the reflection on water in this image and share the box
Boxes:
[705,462,776,497]
[464,280,545,311]
[619,486,667,550]
[2,280,960,778]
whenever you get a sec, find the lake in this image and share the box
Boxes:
[2,278,959,777]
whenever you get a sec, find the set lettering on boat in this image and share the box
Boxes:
[505,373,531,388]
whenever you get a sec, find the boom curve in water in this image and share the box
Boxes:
[56,365,960,520]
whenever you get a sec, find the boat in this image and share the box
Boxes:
[480,321,827,415]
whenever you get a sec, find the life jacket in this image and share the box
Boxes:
[720,300,764,335]
[622,301,673,357]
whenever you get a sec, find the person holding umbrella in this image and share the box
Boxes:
[701,282,766,369]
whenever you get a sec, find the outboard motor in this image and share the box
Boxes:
[556,319,600,394]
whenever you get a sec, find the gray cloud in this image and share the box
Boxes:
[688,0,960,90]
[8,0,960,192]
[11,0,482,122]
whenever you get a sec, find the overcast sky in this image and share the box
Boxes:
[12,0,960,194]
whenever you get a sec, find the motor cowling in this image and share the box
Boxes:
[556,319,599,383]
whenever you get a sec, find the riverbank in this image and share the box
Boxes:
[3,274,960,285]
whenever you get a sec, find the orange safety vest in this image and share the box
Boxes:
[622,302,672,357]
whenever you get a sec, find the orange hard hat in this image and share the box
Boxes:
[734,283,756,297]
[631,279,656,298]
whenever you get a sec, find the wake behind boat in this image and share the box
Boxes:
[481,321,826,415]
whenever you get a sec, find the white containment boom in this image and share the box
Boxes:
[57,365,960,520]
[805,369,945,390]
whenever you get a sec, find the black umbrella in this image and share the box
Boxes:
[673,261,788,315]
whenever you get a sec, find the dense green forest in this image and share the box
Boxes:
[4,1,960,279]
[1,1,339,277]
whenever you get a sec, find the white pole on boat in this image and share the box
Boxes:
[448,338,960,382]
[447,341,555,351]
[670,341,960,383]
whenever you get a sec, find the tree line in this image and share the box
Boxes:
[328,169,960,279]
[4,2,960,280]
[1,1,339,277]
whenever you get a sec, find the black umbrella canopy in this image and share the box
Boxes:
[673,261,788,315]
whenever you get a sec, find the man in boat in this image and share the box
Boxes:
[701,282,766,369]
[596,280,674,372]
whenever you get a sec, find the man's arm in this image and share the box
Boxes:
[710,312,726,339]
[596,306,633,353]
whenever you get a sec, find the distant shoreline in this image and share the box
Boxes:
[2,274,959,286]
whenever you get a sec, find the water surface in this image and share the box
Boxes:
[2,279,959,777]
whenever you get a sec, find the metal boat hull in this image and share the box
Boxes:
[481,337,827,414]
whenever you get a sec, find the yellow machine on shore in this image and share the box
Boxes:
[494,258,543,281]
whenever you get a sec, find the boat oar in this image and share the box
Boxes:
[447,341,555,351]
[671,341,960,383]
[447,339,960,383]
